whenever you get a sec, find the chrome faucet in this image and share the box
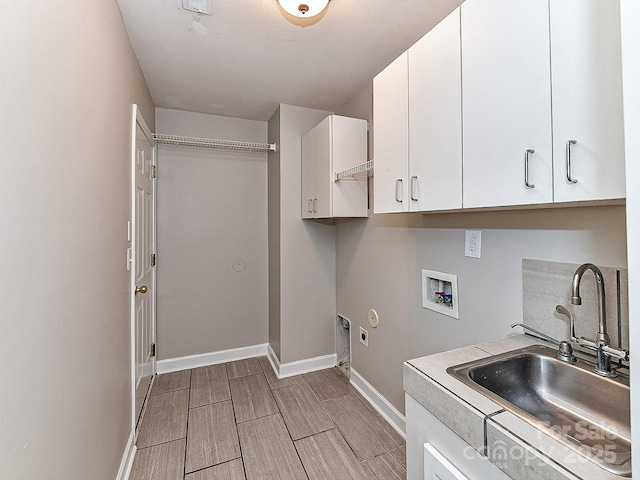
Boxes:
[570,263,628,377]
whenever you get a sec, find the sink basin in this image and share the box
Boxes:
[446,344,631,476]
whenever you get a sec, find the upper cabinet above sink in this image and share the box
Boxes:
[463,0,626,208]
[373,0,626,213]
[549,0,625,203]
[462,0,554,208]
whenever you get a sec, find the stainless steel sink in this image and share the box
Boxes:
[446,344,631,476]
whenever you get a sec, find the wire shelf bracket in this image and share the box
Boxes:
[153,134,276,153]
[334,160,374,182]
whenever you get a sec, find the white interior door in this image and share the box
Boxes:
[130,105,156,429]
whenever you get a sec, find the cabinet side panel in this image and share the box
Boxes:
[332,116,369,217]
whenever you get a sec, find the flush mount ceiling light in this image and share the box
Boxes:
[182,0,212,15]
[277,0,330,18]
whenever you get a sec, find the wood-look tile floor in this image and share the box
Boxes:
[130,357,406,480]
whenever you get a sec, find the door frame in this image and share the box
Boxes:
[129,104,157,430]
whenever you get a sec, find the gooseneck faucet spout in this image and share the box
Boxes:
[571,263,608,345]
[570,263,628,377]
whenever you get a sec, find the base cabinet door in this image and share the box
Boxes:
[406,395,509,480]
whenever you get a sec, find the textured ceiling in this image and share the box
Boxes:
[117,0,462,121]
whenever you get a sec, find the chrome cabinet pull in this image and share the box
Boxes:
[410,176,419,201]
[566,140,578,184]
[312,198,317,213]
[395,179,403,203]
[307,199,313,213]
[524,149,535,189]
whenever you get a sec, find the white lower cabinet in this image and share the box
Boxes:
[406,394,509,480]
[424,444,469,480]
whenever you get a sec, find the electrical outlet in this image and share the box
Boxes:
[359,327,368,347]
[465,230,482,258]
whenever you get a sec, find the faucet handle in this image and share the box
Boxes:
[602,344,629,362]
[577,336,597,348]
[558,341,577,363]
[555,305,577,342]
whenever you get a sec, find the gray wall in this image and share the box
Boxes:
[155,108,269,360]
[268,104,337,364]
[268,107,282,358]
[0,0,154,477]
[336,87,628,413]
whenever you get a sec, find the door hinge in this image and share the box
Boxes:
[151,165,157,178]
[151,253,156,267]
[150,343,156,357]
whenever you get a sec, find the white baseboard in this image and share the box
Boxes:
[350,368,406,439]
[266,344,281,375]
[116,430,136,480]
[156,343,269,374]
[267,344,336,378]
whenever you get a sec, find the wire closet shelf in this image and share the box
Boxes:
[334,160,374,182]
[153,134,276,153]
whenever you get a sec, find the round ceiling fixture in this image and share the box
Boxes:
[277,0,330,18]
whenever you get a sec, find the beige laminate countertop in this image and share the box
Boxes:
[404,334,628,480]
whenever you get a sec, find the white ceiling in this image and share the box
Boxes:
[117,0,462,121]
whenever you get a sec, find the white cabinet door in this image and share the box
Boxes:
[409,7,462,212]
[374,52,409,213]
[313,117,332,218]
[550,0,625,202]
[462,0,553,208]
[301,117,331,218]
[301,124,317,219]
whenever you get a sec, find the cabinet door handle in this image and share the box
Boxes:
[313,198,317,213]
[395,179,403,203]
[410,176,419,201]
[524,149,535,189]
[308,199,313,213]
[566,140,578,184]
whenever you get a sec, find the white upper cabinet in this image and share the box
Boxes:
[408,7,462,211]
[550,0,625,202]
[301,115,368,219]
[373,0,625,213]
[461,0,553,208]
[373,52,409,214]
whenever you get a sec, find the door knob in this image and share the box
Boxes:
[135,285,148,295]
